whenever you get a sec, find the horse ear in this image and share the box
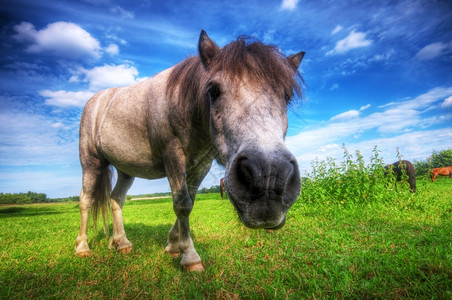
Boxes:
[287,51,305,69]
[198,30,220,69]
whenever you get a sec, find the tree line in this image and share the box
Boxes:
[0,192,79,205]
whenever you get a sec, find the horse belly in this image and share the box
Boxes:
[100,128,162,177]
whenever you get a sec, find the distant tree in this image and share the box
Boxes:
[0,191,48,204]
[27,191,47,203]
[431,149,452,168]
[198,185,221,194]
[413,159,430,177]
[0,193,32,204]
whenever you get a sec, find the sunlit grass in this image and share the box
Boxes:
[1,169,451,298]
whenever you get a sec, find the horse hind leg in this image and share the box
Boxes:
[76,184,94,256]
[76,164,111,256]
[165,219,181,257]
[109,170,134,253]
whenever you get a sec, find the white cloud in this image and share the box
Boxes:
[71,64,139,91]
[13,21,102,60]
[42,64,140,108]
[105,43,119,55]
[331,25,343,35]
[327,30,372,55]
[442,96,452,108]
[415,42,452,61]
[281,0,300,10]
[40,90,94,108]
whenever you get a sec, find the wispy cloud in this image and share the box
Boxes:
[331,25,343,35]
[415,41,452,60]
[0,111,78,166]
[327,30,372,55]
[287,87,452,170]
[330,83,339,91]
[330,104,371,122]
[110,5,135,19]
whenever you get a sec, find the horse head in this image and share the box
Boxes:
[199,30,304,229]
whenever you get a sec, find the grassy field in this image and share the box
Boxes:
[1,178,451,299]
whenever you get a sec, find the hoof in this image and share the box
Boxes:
[165,249,180,258]
[76,251,91,258]
[164,245,180,257]
[184,262,204,272]
[119,246,132,254]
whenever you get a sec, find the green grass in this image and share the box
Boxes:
[1,178,451,299]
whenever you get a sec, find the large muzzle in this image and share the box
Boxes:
[225,147,301,229]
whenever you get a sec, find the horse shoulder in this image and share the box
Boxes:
[93,71,176,177]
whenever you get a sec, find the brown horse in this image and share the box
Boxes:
[76,30,305,271]
[220,178,226,199]
[385,160,416,193]
[431,166,452,181]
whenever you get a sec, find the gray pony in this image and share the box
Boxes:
[76,30,305,271]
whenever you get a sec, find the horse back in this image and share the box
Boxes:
[80,69,174,178]
[434,166,452,175]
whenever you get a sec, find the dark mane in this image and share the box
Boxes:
[166,36,303,109]
[209,36,303,100]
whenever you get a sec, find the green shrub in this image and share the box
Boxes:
[299,146,413,207]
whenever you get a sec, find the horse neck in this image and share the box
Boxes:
[167,87,211,152]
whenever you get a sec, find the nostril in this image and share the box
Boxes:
[236,157,260,192]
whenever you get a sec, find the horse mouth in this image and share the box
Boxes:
[226,190,290,229]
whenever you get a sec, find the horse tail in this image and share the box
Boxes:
[92,165,112,238]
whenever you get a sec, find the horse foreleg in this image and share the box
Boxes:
[164,145,210,271]
[432,173,437,182]
[167,187,203,271]
[177,212,204,272]
[109,171,134,253]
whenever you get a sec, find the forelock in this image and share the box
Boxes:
[208,37,303,100]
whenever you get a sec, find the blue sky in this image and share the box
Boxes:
[1,0,452,198]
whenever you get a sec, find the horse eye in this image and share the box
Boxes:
[284,92,293,102]
[207,84,221,103]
